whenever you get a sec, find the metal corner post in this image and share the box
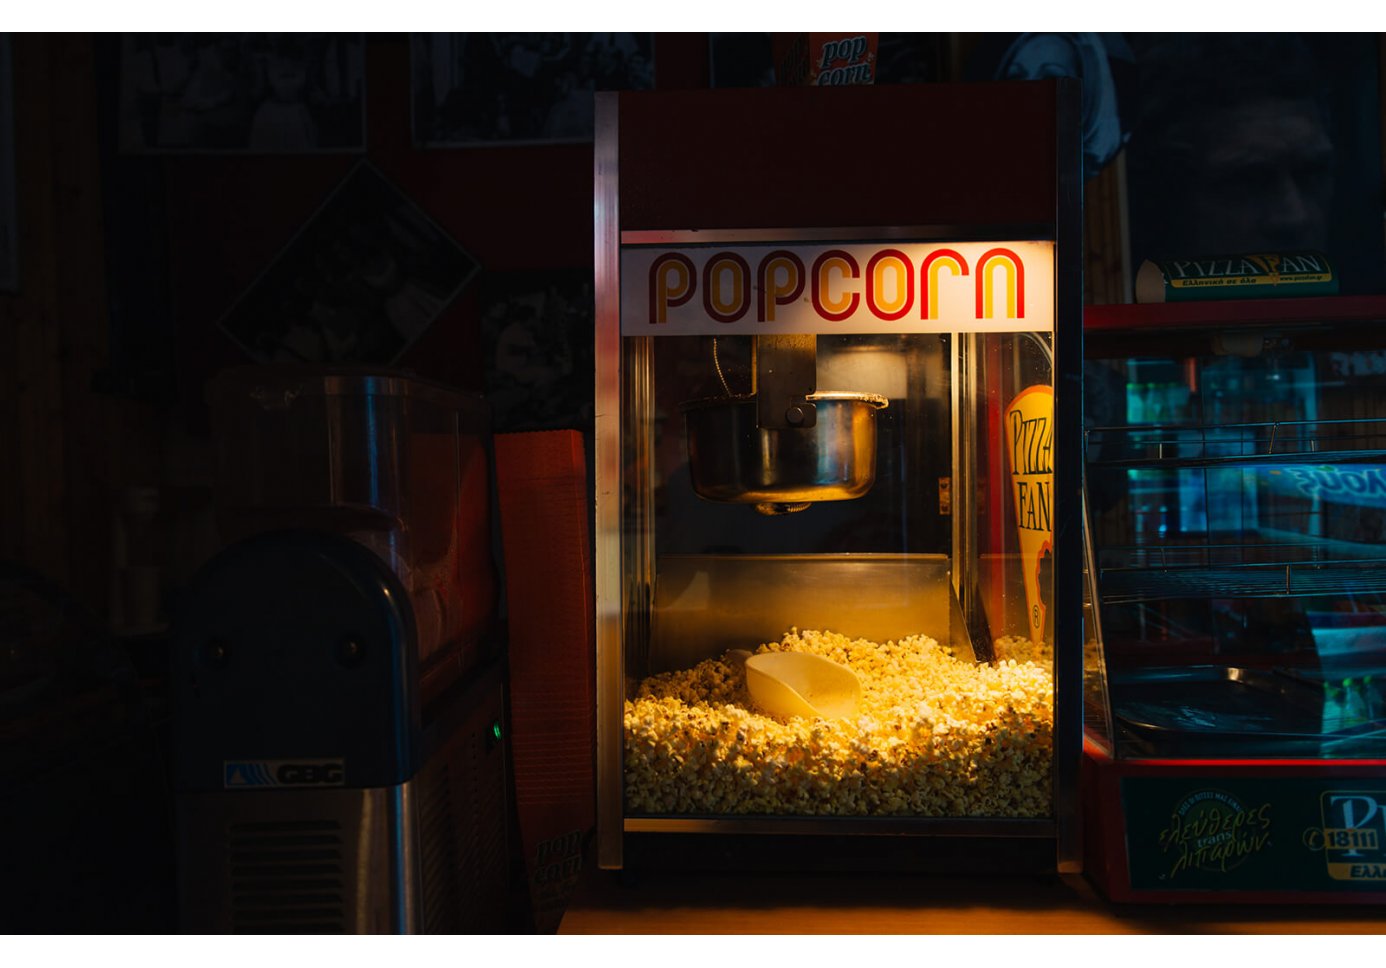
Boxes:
[1052,75,1086,876]
[593,92,624,869]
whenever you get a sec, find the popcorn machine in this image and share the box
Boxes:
[594,82,1085,872]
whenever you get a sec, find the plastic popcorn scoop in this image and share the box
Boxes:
[742,651,862,720]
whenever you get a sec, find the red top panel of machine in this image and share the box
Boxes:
[616,81,1058,232]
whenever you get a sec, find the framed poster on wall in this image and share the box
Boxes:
[709,33,775,88]
[0,33,16,292]
[1122,33,1383,296]
[411,33,654,146]
[480,269,594,433]
[117,33,365,154]
[218,162,478,365]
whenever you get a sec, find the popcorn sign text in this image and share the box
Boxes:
[622,240,1054,336]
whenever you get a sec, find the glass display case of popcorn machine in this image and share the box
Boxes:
[594,81,1086,872]
[1081,295,1386,904]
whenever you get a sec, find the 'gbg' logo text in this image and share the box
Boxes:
[224,759,346,789]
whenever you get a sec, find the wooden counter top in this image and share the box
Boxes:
[558,867,1386,934]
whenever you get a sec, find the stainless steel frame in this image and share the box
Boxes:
[593,92,624,870]
[1052,76,1085,875]
[625,817,1053,837]
[620,225,1056,245]
[177,785,419,933]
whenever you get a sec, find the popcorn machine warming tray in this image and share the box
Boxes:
[625,554,1056,823]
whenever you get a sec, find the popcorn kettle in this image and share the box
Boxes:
[681,334,888,515]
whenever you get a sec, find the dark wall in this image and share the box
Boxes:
[116,34,711,424]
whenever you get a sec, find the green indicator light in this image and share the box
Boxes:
[492,721,503,741]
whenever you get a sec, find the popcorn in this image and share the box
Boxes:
[992,633,1053,667]
[624,628,1053,818]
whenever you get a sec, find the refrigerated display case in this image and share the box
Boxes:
[1082,295,1386,903]
[594,81,1086,873]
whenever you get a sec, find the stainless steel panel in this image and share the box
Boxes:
[648,553,962,674]
[176,786,410,934]
[593,91,625,871]
[390,783,420,933]
[625,816,1055,838]
[620,225,1057,245]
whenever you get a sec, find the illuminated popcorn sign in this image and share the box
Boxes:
[621,240,1055,336]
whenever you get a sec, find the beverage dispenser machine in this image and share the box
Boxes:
[594,81,1086,872]
[172,367,511,932]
